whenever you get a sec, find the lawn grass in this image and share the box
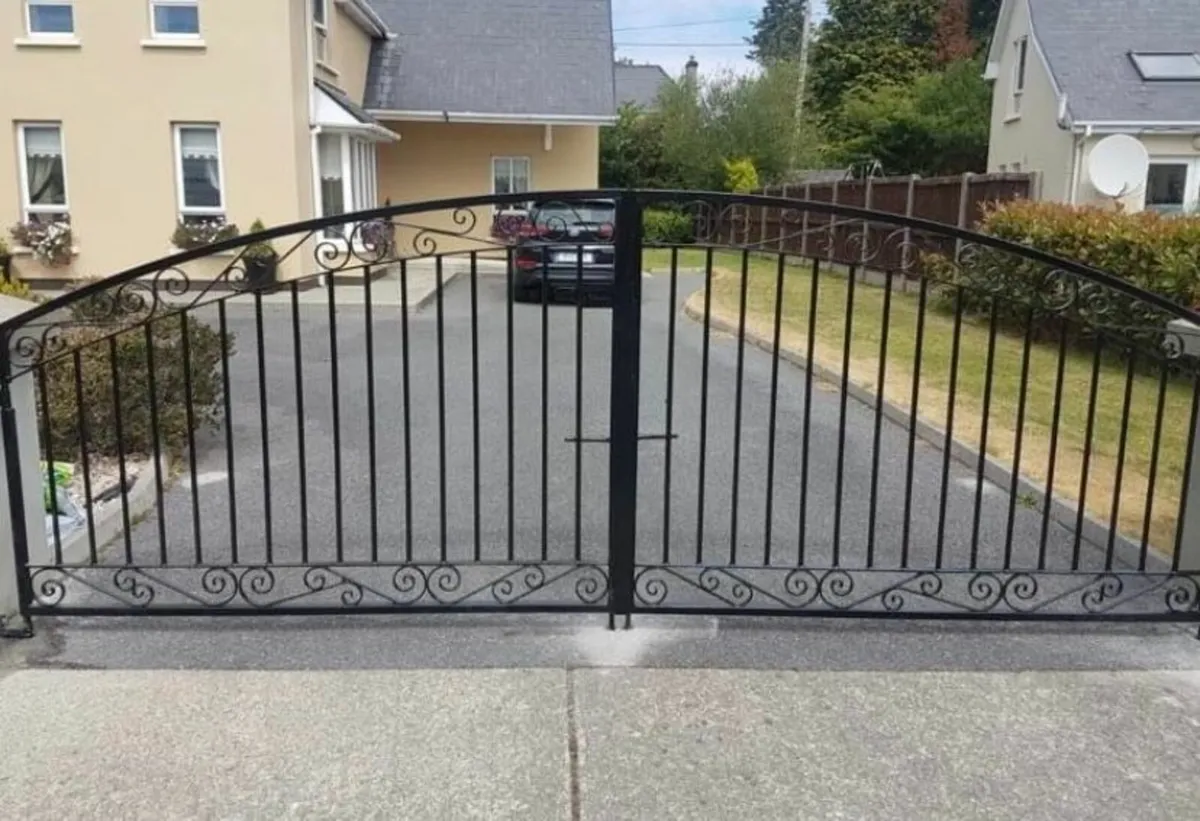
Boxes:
[643,248,1194,557]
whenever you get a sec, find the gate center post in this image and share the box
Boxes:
[607,191,645,627]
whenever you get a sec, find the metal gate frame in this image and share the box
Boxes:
[2,189,1199,634]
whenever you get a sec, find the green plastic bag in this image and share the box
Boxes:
[41,461,74,513]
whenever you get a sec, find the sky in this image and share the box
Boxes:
[611,0,828,78]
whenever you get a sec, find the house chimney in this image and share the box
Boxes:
[685,55,698,86]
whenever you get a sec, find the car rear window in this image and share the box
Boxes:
[534,202,615,225]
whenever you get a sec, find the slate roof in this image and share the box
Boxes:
[363,0,616,119]
[315,78,384,127]
[615,64,671,110]
[1028,0,1200,123]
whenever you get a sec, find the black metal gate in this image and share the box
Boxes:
[2,190,1199,633]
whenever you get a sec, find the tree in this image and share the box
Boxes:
[599,104,669,189]
[969,0,1002,44]
[934,0,975,65]
[807,0,942,117]
[747,0,809,65]
[830,59,991,177]
[599,64,820,191]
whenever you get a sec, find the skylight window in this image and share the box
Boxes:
[1129,52,1200,80]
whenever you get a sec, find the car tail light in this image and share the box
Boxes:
[518,221,554,239]
[515,253,540,271]
[598,223,614,239]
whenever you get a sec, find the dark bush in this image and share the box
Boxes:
[39,314,230,459]
[643,208,695,244]
[926,200,1200,342]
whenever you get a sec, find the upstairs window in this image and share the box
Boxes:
[1129,52,1200,81]
[17,124,69,224]
[174,125,225,224]
[26,1,74,36]
[313,0,329,63]
[151,0,200,38]
[1009,36,1028,116]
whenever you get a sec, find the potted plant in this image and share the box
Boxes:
[242,219,278,286]
[171,217,239,251]
[10,219,74,268]
[0,235,11,282]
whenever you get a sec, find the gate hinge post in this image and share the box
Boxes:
[607,192,645,620]
[0,320,43,637]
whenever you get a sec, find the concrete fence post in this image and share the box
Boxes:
[0,294,46,636]
[800,182,812,258]
[778,184,789,253]
[1166,320,1200,572]
[954,172,974,260]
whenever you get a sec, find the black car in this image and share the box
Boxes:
[510,199,616,302]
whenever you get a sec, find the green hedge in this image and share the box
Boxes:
[928,201,1200,341]
[643,208,695,244]
[39,315,230,459]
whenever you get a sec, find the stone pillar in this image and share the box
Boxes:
[1168,319,1200,572]
[0,294,46,636]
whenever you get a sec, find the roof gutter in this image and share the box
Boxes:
[1071,120,1200,133]
[336,0,390,38]
[367,109,619,126]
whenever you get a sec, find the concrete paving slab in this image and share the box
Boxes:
[575,669,1200,821]
[0,669,569,820]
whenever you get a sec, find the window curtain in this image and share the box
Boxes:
[179,128,221,208]
[318,134,345,237]
[24,127,65,207]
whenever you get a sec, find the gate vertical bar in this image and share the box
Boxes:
[608,192,644,625]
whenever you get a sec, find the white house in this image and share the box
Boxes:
[984,0,1200,213]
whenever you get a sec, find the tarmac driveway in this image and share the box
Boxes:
[101,268,1093,592]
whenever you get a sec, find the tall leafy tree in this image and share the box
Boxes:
[599,65,820,190]
[807,0,942,117]
[747,0,809,64]
[969,0,1002,44]
[831,59,991,176]
[934,0,976,65]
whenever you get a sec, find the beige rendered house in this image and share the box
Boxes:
[0,0,616,282]
[985,0,1200,212]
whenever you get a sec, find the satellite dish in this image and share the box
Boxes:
[1087,134,1149,198]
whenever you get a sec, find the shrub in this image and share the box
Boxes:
[927,201,1200,341]
[0,278,36,301]
[243,219,276,262]
[39,314,231,459]
[723,157,760,194]
[172,218,239,251]
[643,208,695,244]
[10,220,73,267]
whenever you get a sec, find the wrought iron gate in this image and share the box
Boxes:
[2,190,1199,631]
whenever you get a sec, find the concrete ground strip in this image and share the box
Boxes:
[1,667,1199,820]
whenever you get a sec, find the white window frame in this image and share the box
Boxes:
[16,122,70,224]
[313,131,378,244]
[1144,158,1200,214]
[25,0,75,38]
[172,123,226,221]
[149,0,201,39]
[491,156,532,209]
[1009,36,1028,118]
[313,0,330,65]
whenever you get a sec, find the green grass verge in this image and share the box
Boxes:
[643,248,1192,556]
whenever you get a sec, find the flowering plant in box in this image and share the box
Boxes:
[172,217,240,251]
[10,219,74,268]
